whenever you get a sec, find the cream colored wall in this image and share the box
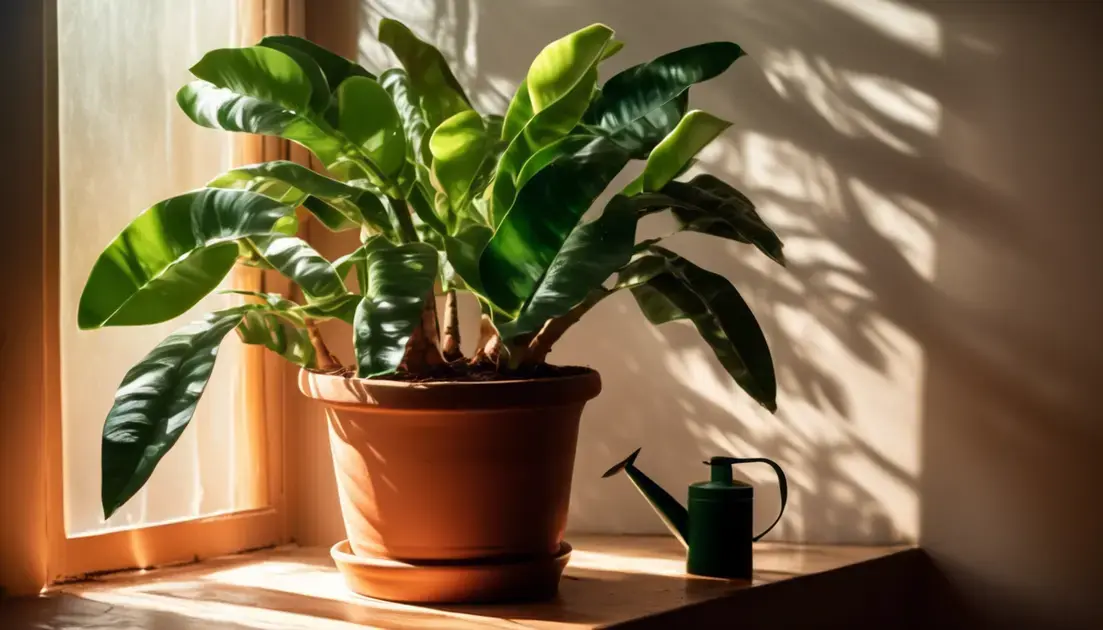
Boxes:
[295,1,1102,627]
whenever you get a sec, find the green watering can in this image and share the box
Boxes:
[602,448,788,580]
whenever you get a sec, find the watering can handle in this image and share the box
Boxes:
[723,456,788,541]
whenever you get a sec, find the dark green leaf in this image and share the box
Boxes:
[627,248,776,411]
[480,135,629,315]
[444,224,492,296]
[253,40,332,113]
[353,242,439,377]
[663,175,784,265]
[585,42,744,154]
[249,235,347,301]
[497,195,637,340]
[101,308,247,518]
[236,309,315,368]
[78,190,295,329]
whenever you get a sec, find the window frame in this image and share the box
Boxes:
[35,0,304,584]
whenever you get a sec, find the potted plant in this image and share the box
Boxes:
[79,18,783,603]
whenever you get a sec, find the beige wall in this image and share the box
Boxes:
[295,1,1102,627]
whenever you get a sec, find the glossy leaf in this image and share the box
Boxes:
[480,135,630,315]
[430,110,494,214]
[78,190,294,329]
[378,18,470,127]
[627,248,776,411]
[623,110,731,194]
[190,46,314,111]
[353,243,439,377]
[254,40,331,113]
[258,35,375,91]
[444,224,492,296]
[101,308,247,518]
[178,80,345,165]
[236,309,315,368]
[497,195,637,340]
[208,160,371,232]
[330,76,407,178]
[662,175,784,265]
[380,67,434,191]
[250,235,347,301]
[586,42,743,153]
[491,24,615,223]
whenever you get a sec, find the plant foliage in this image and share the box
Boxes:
[80,20,785,518]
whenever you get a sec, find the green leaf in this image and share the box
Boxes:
[662,175,784,265]
[497,195,637,340]
[430,110,495,215]
[236,309,315,368]
[600,40,625,61]
[101,308,248,518]
[626,248,776,411]
[334,236,393,285]
[207,160,385,233]
[253,40,332,113]
[623,110,731,194]
[249,235,347,301]
[258,35,375,91]
[353,242,439,377]
[585,42,744,154]
[295,293,361,325]
[380,68,433,170]
[330,76,407,178]
[178,80,346,166]
[218,289,302,316]
[190,46,314,112]
[480,135,629,315]
[491,24,615,224]
[78,190,294,329]
[377,18,471,127]
[444,224,492,296]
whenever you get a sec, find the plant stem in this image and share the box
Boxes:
[523,290,608,366]
[441,289,463,362]
[305,319,343,373]
[400,291,446,373]
[471,313,501,367]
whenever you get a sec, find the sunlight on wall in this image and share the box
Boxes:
[819,0,942,58]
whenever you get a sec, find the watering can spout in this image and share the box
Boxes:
[602,448,689,548]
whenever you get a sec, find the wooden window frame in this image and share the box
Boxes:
[0,0,307,590]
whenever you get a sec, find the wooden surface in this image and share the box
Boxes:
[1,536,914,629]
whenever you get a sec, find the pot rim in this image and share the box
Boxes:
[298,367,602,411]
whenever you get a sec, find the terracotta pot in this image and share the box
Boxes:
[299,369,601,562]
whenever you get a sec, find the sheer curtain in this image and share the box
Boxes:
[57,0,260,535]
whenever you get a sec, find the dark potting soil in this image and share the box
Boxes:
[321,363,592,383]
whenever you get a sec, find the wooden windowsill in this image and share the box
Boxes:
[4,536,919,629]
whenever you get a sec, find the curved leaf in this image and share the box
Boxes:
[662,175,784,265]
[378,18,470,127]
[237,309,315,368]
[381,68,430,162]
[430,110,494,214]
[101,308,248,518]
[253,40,331,113]
[623,110,731,194]
[189,46,314,112]
[626,248,776,411]
[330,76,406,178]
[250,235,347,301]
[444,224,492,296]
[586,42,743,154]
[258,35,375,91]
[491,25,615,224]
[178,81,345,166]
[78,190,294,329]
[480,135,630,315]
[497,195,637,340]
[353,242,439,377]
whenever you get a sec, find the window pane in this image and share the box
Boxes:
[58,0,261,535]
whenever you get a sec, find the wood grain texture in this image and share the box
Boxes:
[3,536,919,629]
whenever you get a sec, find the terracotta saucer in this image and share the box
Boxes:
[330,540,573,604]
